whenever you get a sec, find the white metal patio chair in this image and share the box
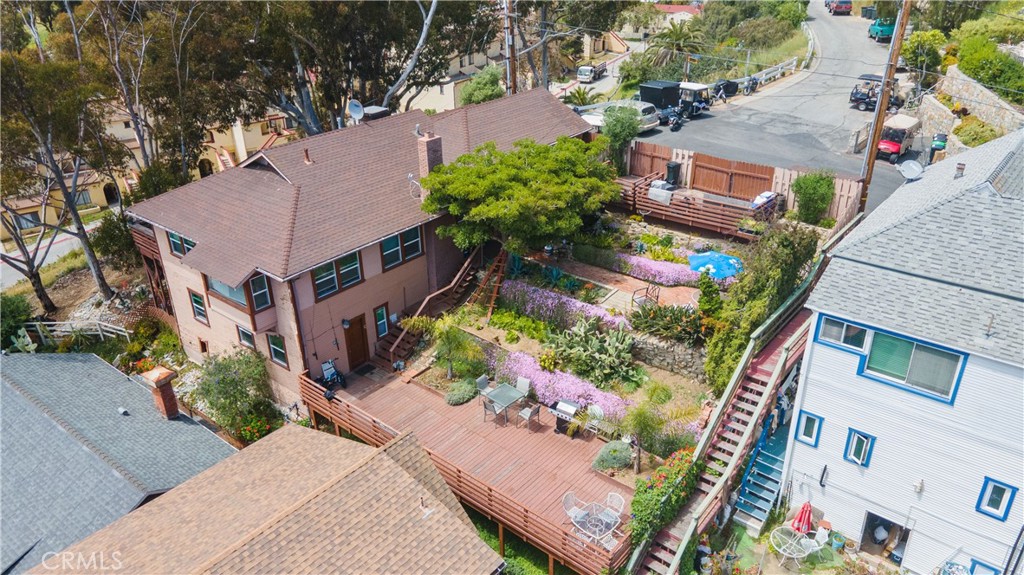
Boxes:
[562,492,587,524]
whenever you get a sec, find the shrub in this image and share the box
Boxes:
[151,328,184,362]
[593,440,633,470]
[572,243,625,272]
[131,316,162,344]
[550,317,647,391]
[957,36,1024,105]
[954,115,1003,147]
[236,403,283,443]
[195,348,276,435]
[538,350,558,372]
[792,170,835,225]
[1,293,33,346]
[953,17,1024,44]
[490,308,551,342]
[819,217,837,229]
[775,2,806,28]
[731,16,793,49]
[499,280,628,331]
[647,245,684,263]
[604,106,642,176]
[630,303,705,345]
[91,213,142,272]
[445,378,479,406]
[697,272,723,319]
[649,431,697,459]
[505,330,521,344]
[629,448,703,539]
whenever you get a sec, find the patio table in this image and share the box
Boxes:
[483,383,526,421]
[572,502,620,541]
[770,526,810,569]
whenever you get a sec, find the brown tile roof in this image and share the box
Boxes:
[34,426,502,575]
[128,89,592,286]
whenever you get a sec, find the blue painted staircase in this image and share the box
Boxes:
[734,416,788,533]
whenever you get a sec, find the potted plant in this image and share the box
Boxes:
[737,217,768,235]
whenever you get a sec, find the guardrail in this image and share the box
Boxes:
[731,57,799,92]
[801,22,816,70]
[23,321,132,345]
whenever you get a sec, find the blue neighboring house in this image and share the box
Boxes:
[1,353,235,575]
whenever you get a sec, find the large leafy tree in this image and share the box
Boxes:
[602,106,640,176]
[459,65,505,106]
[421,136,619,255]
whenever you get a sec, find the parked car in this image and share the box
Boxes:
[580,100,661,133]
[868,18,895,41]
[830,0,852,15]
[877,114,920,163]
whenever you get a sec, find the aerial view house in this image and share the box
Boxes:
[127,89,591,406]
[1,354,235,575]
[781,131,1024,572]
[40,425,504,575]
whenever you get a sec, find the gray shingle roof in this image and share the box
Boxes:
[128,89,592,286]
[0,354,235,574]
[808,130,1024,364]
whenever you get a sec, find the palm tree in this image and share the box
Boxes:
[562,86,602,107]
[400,312,480,379]
[618,382,673,473]
[645,20,706,67]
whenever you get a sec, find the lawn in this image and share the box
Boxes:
[2,249,88,299]
[465,506,574,575]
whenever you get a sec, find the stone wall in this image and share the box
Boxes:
[913,95,971,157]
[632,333,706,383]
[940,65,1024,134]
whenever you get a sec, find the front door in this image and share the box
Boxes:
[344,314,369,369]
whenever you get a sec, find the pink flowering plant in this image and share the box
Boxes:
[618,254,702,286]
[499,280,629,331]
[496,351,629,419]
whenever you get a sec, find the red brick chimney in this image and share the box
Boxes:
[417,131,443,201]
[141,366,179,420]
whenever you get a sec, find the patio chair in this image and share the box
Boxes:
[483,398,505,426]
[801,528,830,561]
[598,533,618,551]
[515,376,531,395]
[321,359,345,389]
[516,403,542,431]
[599,492,625,525]
[562,492,587,524]
[476,375,490,403]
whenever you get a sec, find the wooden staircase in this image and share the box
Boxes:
[467,250,508,320]
[638,527,684,575]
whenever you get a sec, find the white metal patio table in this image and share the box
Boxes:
[770,526,810,569]
[572,502,620,541]
[483,383,527,421]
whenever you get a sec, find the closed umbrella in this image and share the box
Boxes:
[791,501,813,534]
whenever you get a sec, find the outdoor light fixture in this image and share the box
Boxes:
[341,319,351,329]
[914,479,924,493]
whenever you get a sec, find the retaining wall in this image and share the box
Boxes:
[632,334,706,383]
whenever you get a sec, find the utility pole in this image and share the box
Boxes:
[502,0,518,95]
[858,0,910,212]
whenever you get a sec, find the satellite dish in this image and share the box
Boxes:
[898,160,924,181]
[348,100,364,124]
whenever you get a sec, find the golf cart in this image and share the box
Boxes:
[877,114,920,164]
[678,82,711,118]
[850,74,903,111]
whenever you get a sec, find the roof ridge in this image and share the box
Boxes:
[1,366,150,493]
[280,184,302,277]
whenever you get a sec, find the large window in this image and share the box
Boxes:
[820,318,866,349]
[267,334,288,367]
[844,428,875,467]
[380,227,422,270]
[188,290,208,324]
[168,232,195,256]
[976,477,1018,521]
[74,191,92,206]
[338,253,361,287]
[208,277,247,307]
[313,262,339,298]
[866,333,961,399]
[249,274,272,311]
[312,252,362,300]
[14,212,41,230]
[795,411,823,447]
[374,305,389,339]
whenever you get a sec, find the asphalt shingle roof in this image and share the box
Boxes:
[1,354,234,574]
[41,426,503,575]
[808,130,1024,364]
[128,89,592,286]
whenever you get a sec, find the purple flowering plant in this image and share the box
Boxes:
[499,280,629,331]
[496,351,629,419]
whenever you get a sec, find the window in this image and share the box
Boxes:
[381,227,422,270]
[208,277,247,307]
[374,305,389,339]
[971,560,1001,575]
[313,262,339,299]
[237,326,255,348]
[844,428,875,467]
[866,333,961,400]
[468,52,475,65]
[267,334,288,367]
[168,232,195,256]
[123,121,131,129]
[820,318,866,349]
[795,411,823,447]
[459,55,466,67]
[250,274,272,311]
[14,212,41,230]
[198,338,209,354]
[189,290,207,324]
[976,477,1018,521]
[381,235,403,269]
[338,253,361,287]
[74,191,92,206]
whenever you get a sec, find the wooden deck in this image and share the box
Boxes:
[300,372,634,575]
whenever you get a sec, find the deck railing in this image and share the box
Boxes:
[23,321,132,344]
[298,374,631,575]
[388,246,480,365]
[614,172,758,239]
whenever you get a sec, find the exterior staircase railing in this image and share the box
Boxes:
[388,246,480,365]
[736,412,774,506]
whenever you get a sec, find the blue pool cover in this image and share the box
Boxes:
[688,251,743,279]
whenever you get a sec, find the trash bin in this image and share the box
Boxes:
[862,6,877,19]
[666,161,682,186]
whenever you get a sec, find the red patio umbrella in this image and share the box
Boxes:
[791,501,813,534]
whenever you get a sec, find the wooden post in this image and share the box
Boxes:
[309,409,319,432]
[548,554,555,575]
[498,523,505,557]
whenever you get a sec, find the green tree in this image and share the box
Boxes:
[645,20,706,66]
[792,170,835,225]
[401,312,480,379]
[697,272,723,319]
[602,106,641,176]
[618,381,672,473]
[562,86,602,107]
[616,2,662,37]
[775,2,807,28]
[459,65,505,106]
[420,136,619,255]
[902,30,947,81]
[196,348,278,434]
[91,213,142,273]
[925,0,989,35]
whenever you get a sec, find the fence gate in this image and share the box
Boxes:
[691,153,774,201]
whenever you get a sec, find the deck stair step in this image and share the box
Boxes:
[736,499,768,522]
[717,429,744,445]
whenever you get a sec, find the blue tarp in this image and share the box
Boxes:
[688,251,743,279]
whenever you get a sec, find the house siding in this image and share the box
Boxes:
[786,310,1022,574]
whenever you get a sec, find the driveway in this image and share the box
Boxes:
[636,3,913,213]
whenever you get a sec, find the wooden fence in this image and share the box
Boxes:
[691,153,775,201]
[23,321,132,345]
[772,168,863,235]
[299,375,630,575]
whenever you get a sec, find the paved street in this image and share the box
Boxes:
[636,2,912,213]
[1,221,100,289]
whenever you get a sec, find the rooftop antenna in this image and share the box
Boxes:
[348,100,364,125]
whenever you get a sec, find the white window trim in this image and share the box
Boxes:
[250,275,272,310]
[237,326,255,348]
[402,228,422,259]
[338,253,361,287]
[382,236,403,269]
[313,263,339,298]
